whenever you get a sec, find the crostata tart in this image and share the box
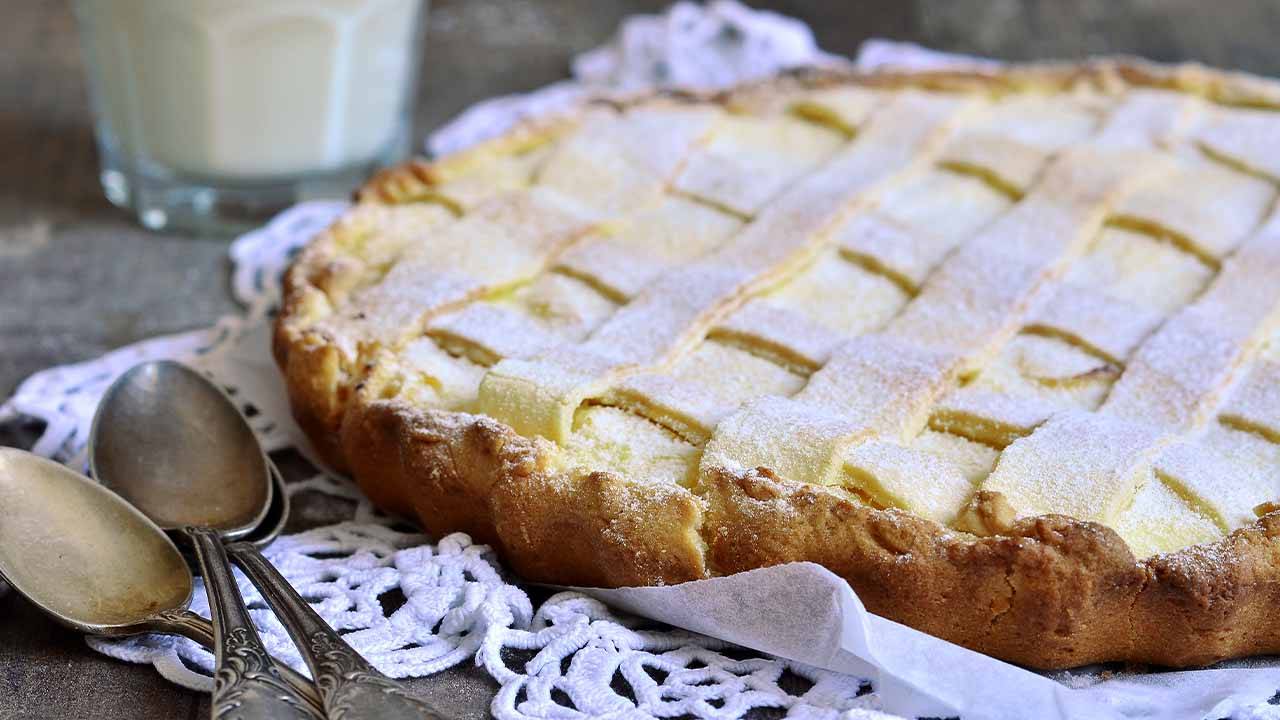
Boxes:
[276,60,1280,669]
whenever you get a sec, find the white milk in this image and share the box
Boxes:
[77,0,424,179]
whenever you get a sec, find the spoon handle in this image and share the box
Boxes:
[152,609,325,717]
[228,542,443,720]
[189,528,319,720]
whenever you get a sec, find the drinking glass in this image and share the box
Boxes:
[73,0,428,234]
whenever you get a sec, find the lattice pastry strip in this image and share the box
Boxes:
[704,146,1170,492]
[1105,210,1280,429]
[418,143,554,211]
[944,209,1222,444]
[1110,151,1275,262]
[1109,471,1224,560]
[672,113,846,217]
[842,441,974,523]
[1197,105,1280,182]
[478,91,977,444]
[561,405,702,488]
[1153,423,1280,532]
[599,248,910,443]
[366,337,488,411]
[1108,418,1280,558]
[835,168,1012,292]
[939,223,1218,438]
[937,91,1104,195]
[1068,226,1214,316]
[910,428,1000,484]
[788,86,886,136]
[951,334,1118,414]
[929,389,1061,449]
[710,302,841,372]
[1091,88,1207,149]
[555,195,745,301]
[1219,358,1280,443]
[603,340,808,444]
[1025,284,1167,364]
[312,188,599,362]
[294,203,457,310]
[414,198,748,386]
[984,204,1280,537]
[332,101,741,413]
[537,105,723,215]
[983,409,1166,524]
[426,272,619,366]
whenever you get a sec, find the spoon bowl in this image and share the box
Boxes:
[0,447,191,635]
[90,360,269,537]
[0,447,323,714]
[91,361,317,719]
[91,361,439,718]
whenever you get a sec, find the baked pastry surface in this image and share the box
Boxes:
[276,60,1280,669]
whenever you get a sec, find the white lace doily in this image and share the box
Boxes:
[4,4,1277,719]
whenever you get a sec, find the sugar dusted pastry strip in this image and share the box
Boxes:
[480,91,978,443]
[938,134,1046,197]
[985,204,1280,525]
[1109,473,1223,559]
[937,92,1103,195]
[834,168,1011,292]
[1105,207,1280,429]
[982,409,1165,523]
[673,113,846,216]
[289,202,458,317]
[1110,154,1275,262]
[554,194,744,300]
[427,304,561,367]
[1091,88,1206,150]
[1219,358,1280,443]
[606,341,806,442]
[1154,432,1275,532]
[538,105,722,214]
[843,441,975,524]
[711,301,842,372]
[703,146,1171,488]
[1026,284,1166,363]
[789,86,885,135]
[890,146,1172,367]
[930,388,1060,448]
[1196,105,1280,182]
[313,188,598,361]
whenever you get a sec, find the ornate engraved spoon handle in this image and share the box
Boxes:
[229,542,444,720]
[189,527,319,720]
[151,608,325,717]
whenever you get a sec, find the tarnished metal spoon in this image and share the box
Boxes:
[91,361,315,720]
[93,361,441,720]
[0,448,322,715]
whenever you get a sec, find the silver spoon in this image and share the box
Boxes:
[93,361,441,720]
[91,361,315,720]
[0,448,322,716]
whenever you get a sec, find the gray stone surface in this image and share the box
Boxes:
[4,0,1280,717]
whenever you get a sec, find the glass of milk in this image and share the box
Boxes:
[73,0,427,234]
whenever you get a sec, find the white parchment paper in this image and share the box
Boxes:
[573,564,1280,720]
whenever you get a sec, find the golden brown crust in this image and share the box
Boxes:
[275,57,1280,669]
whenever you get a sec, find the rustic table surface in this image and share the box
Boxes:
[3,1,1279,718]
